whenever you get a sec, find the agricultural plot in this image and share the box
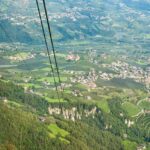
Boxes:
[37,77,68,83]
[48,124,70,144]
[122,102,141,117]
[96,99,110,113]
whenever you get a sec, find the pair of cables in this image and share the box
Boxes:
[35,0,64,105]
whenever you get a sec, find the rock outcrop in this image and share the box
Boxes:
[48,106,100,121]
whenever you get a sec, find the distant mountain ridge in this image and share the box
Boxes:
[0,0,150,47]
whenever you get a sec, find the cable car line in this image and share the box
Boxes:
[42,0,64,97]
[35,0,61,101]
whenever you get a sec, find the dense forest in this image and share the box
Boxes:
[0,103,125,150]
[0,80,149,150]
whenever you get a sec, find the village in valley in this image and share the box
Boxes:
[1,45,150,93]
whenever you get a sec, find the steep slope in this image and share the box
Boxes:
[0,80,150,150]
[0,80,125,150]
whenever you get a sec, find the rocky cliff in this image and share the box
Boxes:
[48,106,100,121]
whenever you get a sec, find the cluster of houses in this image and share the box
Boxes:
[67,59,150,92]
[49,12,77,22]
[70,69,97,89]
[66,53,80,61]
[99,61,149,84]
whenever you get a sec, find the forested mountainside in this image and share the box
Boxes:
[0,103,124,150]
[0,80,124,150]
[0,80,150,150]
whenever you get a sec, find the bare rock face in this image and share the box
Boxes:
[48,106,100,121]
